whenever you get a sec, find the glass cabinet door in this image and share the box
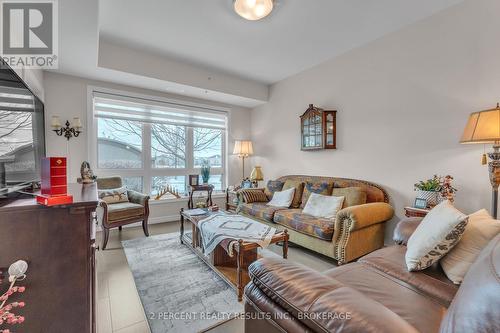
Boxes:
[301,105,336,150]
[324,112,336,148]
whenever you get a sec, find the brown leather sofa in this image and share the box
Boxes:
[244,217,500,333]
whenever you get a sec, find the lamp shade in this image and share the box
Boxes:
[233,140,254,156]
[250,166,263,181]
[461,103,500,144]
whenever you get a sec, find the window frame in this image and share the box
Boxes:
[87,86,229,198]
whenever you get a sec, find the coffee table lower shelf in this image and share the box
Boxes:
[180,228,288,302]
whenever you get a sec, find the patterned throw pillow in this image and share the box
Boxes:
[405,201,468,271]
[264,180,284,199]
[240,189,269,203]
[300,181,334,208]
[282,179,305,208]
[98,186,129,204]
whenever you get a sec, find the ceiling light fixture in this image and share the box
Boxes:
[234,0,273,21]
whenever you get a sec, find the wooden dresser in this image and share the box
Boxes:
[0,183,98,333]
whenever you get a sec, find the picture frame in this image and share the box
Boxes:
[189,175,199,186]
[414,198,428,209]
[241,179,252,189]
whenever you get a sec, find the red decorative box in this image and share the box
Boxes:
[36,194,73,206]
[41,157,68,196]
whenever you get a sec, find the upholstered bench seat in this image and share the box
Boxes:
[107,202,145,222]
[274,209,334,241]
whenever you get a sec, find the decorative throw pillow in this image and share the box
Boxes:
[441,209,500,284]
[300,181,334,208]
[240,189,269,203]
[405,200,468,271]
[264,180,284,200]
[302,193,344,219]
[267,188,295,208]
[331,187,367,208]
[98,186,129,204]
[282,180,305,208]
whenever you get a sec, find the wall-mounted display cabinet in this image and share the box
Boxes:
[300,104,337,150]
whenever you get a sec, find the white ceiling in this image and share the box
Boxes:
[53,0,465,107]
[99,0,464,84]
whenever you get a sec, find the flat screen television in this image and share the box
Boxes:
[0,60,45,197]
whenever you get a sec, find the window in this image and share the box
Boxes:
[90,90,228,199]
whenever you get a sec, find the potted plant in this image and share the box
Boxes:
[201,160,210,184]
[414,175,442,207]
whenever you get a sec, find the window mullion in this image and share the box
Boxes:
[143,122,152,194]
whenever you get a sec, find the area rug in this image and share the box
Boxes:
[122,232,244,333]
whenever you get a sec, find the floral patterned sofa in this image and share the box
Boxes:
[237,175,394,265]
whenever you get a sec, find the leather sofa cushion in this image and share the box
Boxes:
[326,262,446,333]
[440,234,500,333]
[393,217,423,245]
[248,257,419,333]
[238,203,284,223]
[331,186,367,208]
[107,202,144,222]
[274,209,334,241]
[358,246,458,306]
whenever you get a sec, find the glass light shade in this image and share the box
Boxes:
[233,140,254,156]
[51,116,61,128]
[73,117,82,129]
[250,166,264,181]
[234,0,273,21]
[461,104,500,144]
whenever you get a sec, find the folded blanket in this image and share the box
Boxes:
[198,213,276,256]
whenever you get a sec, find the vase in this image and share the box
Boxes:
[416,190,438,207]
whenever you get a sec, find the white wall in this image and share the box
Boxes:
[43,72,252,222]
[250,0,500,242]
[12,67,44,101]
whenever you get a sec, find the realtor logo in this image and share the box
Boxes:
[1,0,58,68]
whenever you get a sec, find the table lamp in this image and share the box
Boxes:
[233,140,253,179]
[461,103,500,218]
[250,166,264,187]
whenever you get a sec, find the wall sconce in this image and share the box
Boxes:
[51,116,82,140]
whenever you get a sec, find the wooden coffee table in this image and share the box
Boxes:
[180,208,289,301]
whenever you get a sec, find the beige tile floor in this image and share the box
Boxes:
[96,221,337,333]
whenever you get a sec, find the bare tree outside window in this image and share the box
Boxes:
[0,111,33,156]
[151,124,186,168]
[97,118,142,169]
[193,128,222,168]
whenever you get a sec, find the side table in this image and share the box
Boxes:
[225,188,239,212]
[188,184,214,209]
[404,206,430,218]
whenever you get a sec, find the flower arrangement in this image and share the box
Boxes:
[201,160,211,184]
[0,261,28,333]
[440,175,458,203]
[414,175,442,192]
[414,175,458,205]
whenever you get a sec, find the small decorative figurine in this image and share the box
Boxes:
[154,184,181,200]
[78,161,96,184]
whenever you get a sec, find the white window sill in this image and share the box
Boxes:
[148,192,226,206]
